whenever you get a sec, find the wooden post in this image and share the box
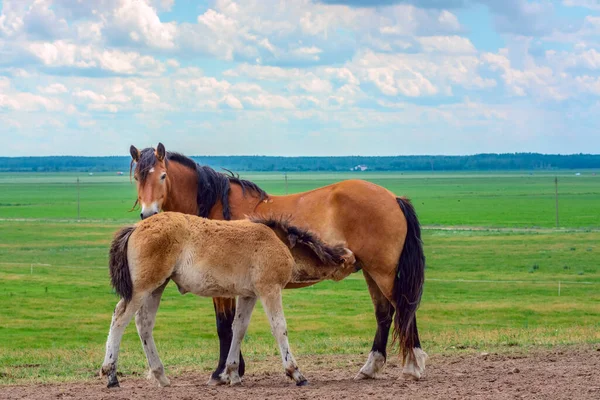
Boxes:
[554,176,559,228]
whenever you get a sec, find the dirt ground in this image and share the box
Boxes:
[2,346,599,400]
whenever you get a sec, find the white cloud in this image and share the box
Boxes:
[575,75,600,95]
[290,46,323,61]
[70,79,165,113]
[242,94,296,109]
[26,40,166,76]
[417,36,476,54]
[221,94,244,109]
[483,48,566,100]
[546,47,600,70]
[0,82,64,112]
[23,0,69,40]
[1,0,599,156]
[288,77,333,93]
[38,83,68,94]
[166,59,180,68]
[563,0,600,10]
[352,50,495,97]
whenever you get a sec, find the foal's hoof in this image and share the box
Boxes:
[207,377,227,386]
[354,371,374,380]
[157,377,171,387]
[296,378,309,387]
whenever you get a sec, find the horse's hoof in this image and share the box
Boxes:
[296,379,309,387]
[402,371,421,381]
[107,381,120,389]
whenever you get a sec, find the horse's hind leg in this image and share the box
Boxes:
[220,296,257,386]
[101,298,141,388]
[355,271,393,380]
[360,270,427,380]
[135,280,170,387]
[260,291,307,386]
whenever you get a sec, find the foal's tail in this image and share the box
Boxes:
[109,226,136,303]
[392,197,425,363]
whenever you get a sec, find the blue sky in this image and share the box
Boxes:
[1,0,600,156]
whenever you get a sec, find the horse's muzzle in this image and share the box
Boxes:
[140,211,158,220]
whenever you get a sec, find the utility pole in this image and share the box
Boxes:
[554,176,559,228]
[77,177,80,220]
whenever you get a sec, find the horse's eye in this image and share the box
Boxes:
[134,176,138,181]
[160,173,167,180]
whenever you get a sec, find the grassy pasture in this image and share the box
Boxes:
[0,171,599,384]
[1,171,599,227]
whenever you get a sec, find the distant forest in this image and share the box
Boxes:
[1,153,600,172]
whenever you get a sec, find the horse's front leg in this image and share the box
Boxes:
[101,298,141,388]
[219,296,257,386]
[208,297,246,385]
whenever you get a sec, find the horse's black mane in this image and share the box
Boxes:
[251,216,348,266]
[134,147,267,220]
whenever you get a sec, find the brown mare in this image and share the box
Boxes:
[101,212,357,388]
[129,143,427,383]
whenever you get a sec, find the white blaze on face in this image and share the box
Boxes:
[140,168,159,218]
[141,201,160,218]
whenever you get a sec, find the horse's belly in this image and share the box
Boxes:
[172,263,255,298]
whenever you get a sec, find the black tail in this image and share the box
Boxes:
[393,197,426,362]
[109,226,136,303]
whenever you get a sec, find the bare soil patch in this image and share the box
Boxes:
[2,346,599,400]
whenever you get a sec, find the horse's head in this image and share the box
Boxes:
[130,143,168,220]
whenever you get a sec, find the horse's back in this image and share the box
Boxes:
[262,179,405,245]
[253,179,407,295]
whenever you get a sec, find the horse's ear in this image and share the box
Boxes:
[130,145,140,162]
[156,143,166,162]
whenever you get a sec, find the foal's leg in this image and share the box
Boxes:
[101,298,141,388]
[355,271,393,380]
[219,296,257,386]
[260,291,307,386]
[135,280,170,387]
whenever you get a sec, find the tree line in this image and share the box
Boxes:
[1,153,599,172]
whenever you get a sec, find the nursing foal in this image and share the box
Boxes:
[101,212,355,388]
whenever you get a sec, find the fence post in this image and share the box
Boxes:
[284,173,288,195]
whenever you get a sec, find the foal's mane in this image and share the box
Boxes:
[252,216,348,266]
[133,147,267,220]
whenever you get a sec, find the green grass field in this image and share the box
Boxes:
[1,171,599,385]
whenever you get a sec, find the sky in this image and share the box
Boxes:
[1,0,600,156]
